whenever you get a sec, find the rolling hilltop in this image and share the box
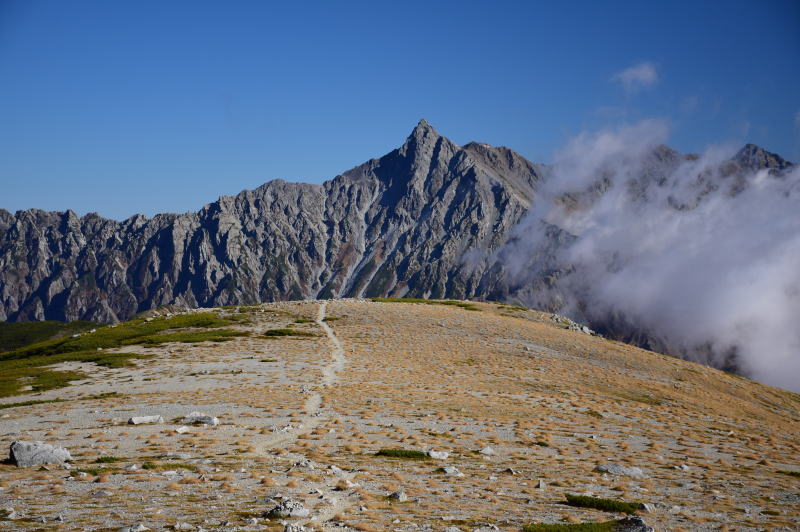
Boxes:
[0,300,798,530]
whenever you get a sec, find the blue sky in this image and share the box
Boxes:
[1,0,798,220]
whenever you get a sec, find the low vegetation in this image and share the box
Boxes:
[261,328,317,337]
[522,522,621,532]
[778,470,800,478]
[375,448,430,460]
[0,313,245,397]
[0,320,98,353]
[371,297,481,311]
[564,493,640,514]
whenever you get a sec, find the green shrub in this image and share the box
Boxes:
[371,298,481,311]
[375,448,430,460]
[522,521,620,532]
[94,456,126,463]
[565,493,640,514]
[261,329,316,337]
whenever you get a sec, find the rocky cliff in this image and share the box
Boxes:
[0,120,543,322]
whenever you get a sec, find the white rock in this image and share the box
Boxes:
[426,450,449,460]
[182,412,219,426]
[479,446,495,456]
[596,463,647,478]
[173,523,194,530]
[119,524,149,532]
[264,499,310,518]
[388,490,408,502]
[175,426,190,434]
[9,441,72,467]
[439,466,465,477]
[128,415,164,425]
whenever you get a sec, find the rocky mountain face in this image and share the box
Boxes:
[0,120,542,323]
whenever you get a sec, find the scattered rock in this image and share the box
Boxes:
[439,466,465,477]
[9,441,72,467]
[119,524,149,532]
[128,415,164,425]
[264,499,310,518]
[173,523,194,530]
[537,479,547,489]
[596,463,647,478]
[388,490,408,502]
[427,450,449,460]
[284,525,307,532]
[175,426,191,434]
[182,412,219,426]
[615,516,654,532]
[479,446,495,456]
[638,502,655,513]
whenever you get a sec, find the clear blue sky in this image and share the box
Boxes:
[1,0,798,220]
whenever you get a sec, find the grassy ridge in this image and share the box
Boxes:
[371,297,481,311]
[0,320,98,353]
[0,312,246,398]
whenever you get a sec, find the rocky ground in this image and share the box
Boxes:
[0,300,798,531]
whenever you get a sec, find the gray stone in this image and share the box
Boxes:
[596,463,647,478]
[9,441,72,467]
[182,412,219,426]
[479,446,496,456]
[119,525,149,532]
[264,499,310,518]
[388,490,408,502]
[439,466,465,477]
[615,516,654,532]
[426,450,449,460]
[128,415,164,425]
[284,525,307,532]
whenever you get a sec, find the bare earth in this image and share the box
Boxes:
[1,300,798,531]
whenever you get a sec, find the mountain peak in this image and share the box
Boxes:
[734,143,793,172]
[400,119,443,157]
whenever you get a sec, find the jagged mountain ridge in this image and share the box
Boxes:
[0,120,542,322]
[0,120,793,331]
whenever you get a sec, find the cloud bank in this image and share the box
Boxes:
[496,121,800,392]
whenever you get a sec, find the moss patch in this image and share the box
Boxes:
[371,297,481,311]
[375,448,430,460]
[523,522,620,532]
[565,493,639,514]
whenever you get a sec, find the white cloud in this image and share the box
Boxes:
[612,62,659,93]
[491,121,800,391]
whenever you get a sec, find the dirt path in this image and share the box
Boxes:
[253,301,357,527]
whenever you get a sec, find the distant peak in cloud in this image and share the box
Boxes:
[612,61,659,93]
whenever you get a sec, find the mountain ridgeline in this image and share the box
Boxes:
[1,120,796,381]
[0,120,541,323]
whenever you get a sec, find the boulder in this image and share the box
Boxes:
[426,450,449,460]
[264,499,310,518]
[596,463,647,478]
[128,415,164,425]
[439,466,465,477]
[615,516,654,532]
[388,490,408,502]
[9,441,72,467]
[182,412,219,426]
